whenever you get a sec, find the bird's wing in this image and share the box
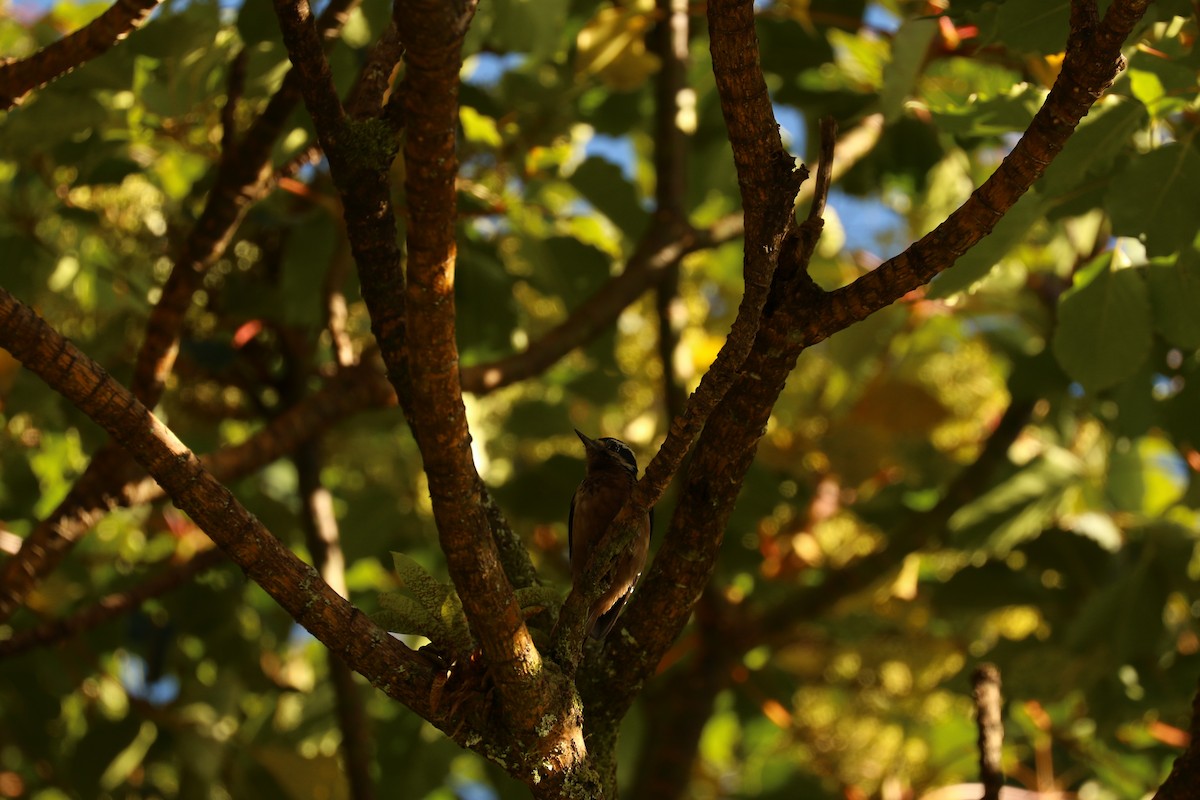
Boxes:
[591,592,631,640]
[649,505,654,540]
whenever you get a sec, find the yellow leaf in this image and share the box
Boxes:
[575,3,661,91]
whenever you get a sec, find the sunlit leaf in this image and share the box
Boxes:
[1107,436,1188,517]
[575,1,659,91]
[949,447,1082,554]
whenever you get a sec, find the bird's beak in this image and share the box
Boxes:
[575,429,599,451]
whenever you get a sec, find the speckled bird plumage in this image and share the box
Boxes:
[569,430,652,640]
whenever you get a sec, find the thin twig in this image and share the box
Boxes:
[0,0,163,109]
[973,663,1005,800]
[295,438,375,800]
[651,0,691,423]
[0,549,226,658]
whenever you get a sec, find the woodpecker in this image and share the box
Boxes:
[569,429,652,639]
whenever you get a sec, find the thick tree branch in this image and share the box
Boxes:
[391,0,547,735]
[0,0,162,109]
[0,0,364,625]
[588,0,1148,741]
[627,591,732,800]
[632,0,804,510]
[270,3,575,787]
[0,288,442,725]
[552,0,805,673]
[798,0,1145,342]
[0,358,392,624]
[580,117,835,732]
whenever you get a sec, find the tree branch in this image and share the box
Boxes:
[391,0,546,732]
[0,0,162,109]
[585,0,1148,730]
[796,0,1145,343]
[1152,675,1200,800]
[552,0,805,673]
[457,115,882,397]
[0,288,442,725]
[345,19,405,121]
[651,0,691,423]
[0,548,226,658]
[270,3,576,784]
[973,663,1005,800]
[578,115,835,735]
[627,590,732,800]
[0,357,392,624]
[295,441,376,800]
[0,0,365,625]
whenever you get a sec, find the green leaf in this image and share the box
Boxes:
[880,18,938,124]
[375,591,443,640]
[460,106,503,148]
[574,2,660,90]
[521,235,611,304]
[457,241,519,364]
[77,157,142,187]
[0,92,108,152]
[1125,52,1197,120]
[391,552,453,615]
[439,592,471,649]
[1052,257,1152,393]
[949,447,1082,554]
[928,190,1044,298]
[1065,553,1169,665]
[491,0,569,59]
[991,0,1069,55]
[569,156,647,239]
[384,554,473,654]
[1146,249,1200,349]
[925,87,1038,137]
[1106,143,1200,256]
[1107,436,1188,518]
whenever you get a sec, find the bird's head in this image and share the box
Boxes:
[575,429,638,476]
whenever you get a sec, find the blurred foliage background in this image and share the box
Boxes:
[2,0,1200,797]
